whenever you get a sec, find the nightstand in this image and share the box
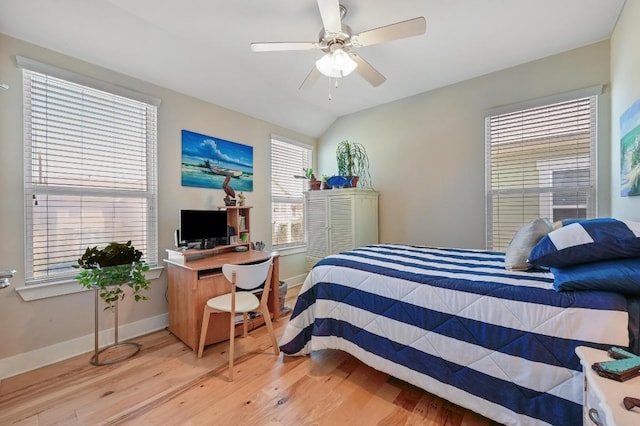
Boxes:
[576,346,640,426]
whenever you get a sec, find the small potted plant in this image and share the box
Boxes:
[336,140,371,188]
[295,168,321,190]
[74,241,151,311]
[321,174,330,190]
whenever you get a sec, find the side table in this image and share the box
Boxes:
[576,346,640,426]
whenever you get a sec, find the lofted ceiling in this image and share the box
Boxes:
[0,0,626,137]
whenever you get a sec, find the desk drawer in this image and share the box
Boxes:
[198,268,222,280]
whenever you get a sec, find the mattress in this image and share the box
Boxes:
[279,244,634,425]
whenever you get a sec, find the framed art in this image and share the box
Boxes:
[181,129,254,191]
[620,98,640,197]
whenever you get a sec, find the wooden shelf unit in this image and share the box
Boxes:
[225,205,251,246]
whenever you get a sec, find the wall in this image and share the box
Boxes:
[0,26,625,379]
[0,34,313,378]
[319,41,612,249]
[610,0,640,220]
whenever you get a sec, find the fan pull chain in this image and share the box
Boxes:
[328,78,341,101]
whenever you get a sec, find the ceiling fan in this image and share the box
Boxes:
[250,0,426,90]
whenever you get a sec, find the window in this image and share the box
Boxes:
[486,91,598,251]
[20,57,159,285]
[537,159,590,221]
[271,137,312,249]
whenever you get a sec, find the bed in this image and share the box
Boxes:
[279,243,640,425]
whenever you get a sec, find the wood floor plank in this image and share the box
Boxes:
[311,362,394,424]
[0,287,501,425]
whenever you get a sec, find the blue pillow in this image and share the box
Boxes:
[528,218,640,267]
[552,257,640,295]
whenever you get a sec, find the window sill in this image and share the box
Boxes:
[273,245,307,256]
[15,266,164,301]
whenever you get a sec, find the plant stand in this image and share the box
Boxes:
[91,288,141,366]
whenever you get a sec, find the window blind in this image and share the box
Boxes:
[486,96,597,251]
[22,68,158,285]
[271,138,311,249]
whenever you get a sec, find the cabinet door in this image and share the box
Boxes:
[307,197,328,259]
[328,197,354,254]
[353,195,379,247]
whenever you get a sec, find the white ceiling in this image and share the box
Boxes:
[0,0,626,137]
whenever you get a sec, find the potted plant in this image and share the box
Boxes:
[321,174,330,190]
[74,241,151,311]
[294,168,321,190]
[335,140,371,188]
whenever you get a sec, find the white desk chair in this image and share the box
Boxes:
[197,256,280,381]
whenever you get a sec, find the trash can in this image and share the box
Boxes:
[278,280,289,314]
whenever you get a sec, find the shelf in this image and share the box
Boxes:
[234,311,263,325]
[166,243,250,264]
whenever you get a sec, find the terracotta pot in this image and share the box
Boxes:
[349,176,359,188]
[308,180,322,190]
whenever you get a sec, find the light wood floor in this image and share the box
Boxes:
[0,287,501,426]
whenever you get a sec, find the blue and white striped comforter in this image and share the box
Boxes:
[279,245,632,426]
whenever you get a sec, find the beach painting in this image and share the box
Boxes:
[181,130,254,191]
[621,98,640,197]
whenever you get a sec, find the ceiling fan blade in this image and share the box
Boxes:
[353,17,426,47]
[299,66,322,90]
[350,53,386,87]
[317,0,342,34]
[250,42,318,52]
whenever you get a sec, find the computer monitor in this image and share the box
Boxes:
[179,209,228,249]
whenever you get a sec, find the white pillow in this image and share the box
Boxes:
[504,218,553,271]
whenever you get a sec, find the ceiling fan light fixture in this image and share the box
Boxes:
[251,0,426,90]
[315,48,357,78]
[332,49,357,75]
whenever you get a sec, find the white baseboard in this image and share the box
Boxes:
[283,273,307,288]
[0,313,168,380]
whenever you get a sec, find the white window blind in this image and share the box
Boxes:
[22,67,158,285]
[271,137,311,249]
[486,95,597,251]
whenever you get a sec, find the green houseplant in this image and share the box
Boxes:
[294,167,321,190]
[335,140,371,188]
[321,174,330,190]
[75,241,151,310]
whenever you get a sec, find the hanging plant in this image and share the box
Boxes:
[74,241,151,310]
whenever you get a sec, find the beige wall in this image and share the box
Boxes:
[319,41,611,249]
[610,0,640,220]
[0,34,313,374]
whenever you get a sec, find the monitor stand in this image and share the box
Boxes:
[200,238,215,250]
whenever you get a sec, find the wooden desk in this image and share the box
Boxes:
[164,249,280,352]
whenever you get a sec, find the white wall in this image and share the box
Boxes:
[0,34,313,377]
[319,41,612,249]
[610,0,640,221]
